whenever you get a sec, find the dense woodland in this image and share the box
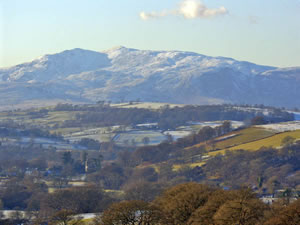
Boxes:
[0,103,298,224]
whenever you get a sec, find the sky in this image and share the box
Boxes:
[0,0,299,68]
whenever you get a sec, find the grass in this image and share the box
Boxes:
[69,181,87,186]
[42,111,77,124]
[136,163,160,173]
[138,127,284,172]
[50,127,82,135]
[172,162,206,171]
[104,189,124,194]
[214,127,276,150]
[186,127,276,151]
[229,129,300,150]
[104,189,124,199]
[77,218,94,224]
[0,110,79,128]
[48,187,57,193]
[209,129,300,156]
[0,111,28,122]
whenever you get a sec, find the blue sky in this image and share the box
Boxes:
[0,0,299,67]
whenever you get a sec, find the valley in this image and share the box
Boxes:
[0,102,299,224]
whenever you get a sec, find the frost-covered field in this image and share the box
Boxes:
[233,107,272,116]
[1,137,84,150]
[113,130,167,146]
[163,130,192,140]
[112,102,185,109]
[257,121,300,132]
[64,124,197,147]
[63,121,245,147]
[64,126,122,143]
[188,121,244,129]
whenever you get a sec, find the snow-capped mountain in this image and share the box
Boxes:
[0,46,299,108]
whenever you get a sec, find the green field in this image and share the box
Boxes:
[32,111,79,127]
[214,127,276,150]
[228,129,300,150]
[50,127,82,135]
[209,129,300,156]
[0,110,80,128]
[186,127,276,151]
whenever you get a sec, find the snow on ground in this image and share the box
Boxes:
[215,134,238,141]
[2,137,85,150]
[256,121,300,132]
[65,127,117,137]
[112,102,185,109]
[231,121,245,129]
[113,130,167,146]
[75,213,98,220]
[188,121,244,129]
[136,122,158,127]
[0,210,28,219]
[163,130,192,140]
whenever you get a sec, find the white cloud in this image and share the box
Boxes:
[139,11,171,20]
[139,0,228,20]
[179,0,227,19]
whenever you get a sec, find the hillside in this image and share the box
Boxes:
[1,47,300,109]
[184,122,300,156]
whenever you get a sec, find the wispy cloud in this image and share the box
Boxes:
[139,11,172,20]
[140,0,228,20]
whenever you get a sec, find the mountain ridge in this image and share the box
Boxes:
[0,47,299,108]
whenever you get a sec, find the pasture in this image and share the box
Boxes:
[209,129,300,156]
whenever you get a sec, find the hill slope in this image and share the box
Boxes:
[1,46,300,108]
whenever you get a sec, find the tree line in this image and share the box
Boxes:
[98,183,300,225]
[51,103,294,129]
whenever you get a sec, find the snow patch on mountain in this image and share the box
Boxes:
[0,46,299,108]
[0,48,111,82]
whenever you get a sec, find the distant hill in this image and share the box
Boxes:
[1,46,300,108]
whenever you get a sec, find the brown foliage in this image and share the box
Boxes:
[153,182,213,224]
[264,199,300,225]
[98,200,161,225]
[49,209,75,225]
[41,186,112,214]
[123,181,163,202]
[188,189,237,225]
[188,189,267,225]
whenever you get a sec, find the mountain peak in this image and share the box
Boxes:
[109,45,127,50]
[104,46,139,59]
[0,48,111,82]
[0,47,300,108]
